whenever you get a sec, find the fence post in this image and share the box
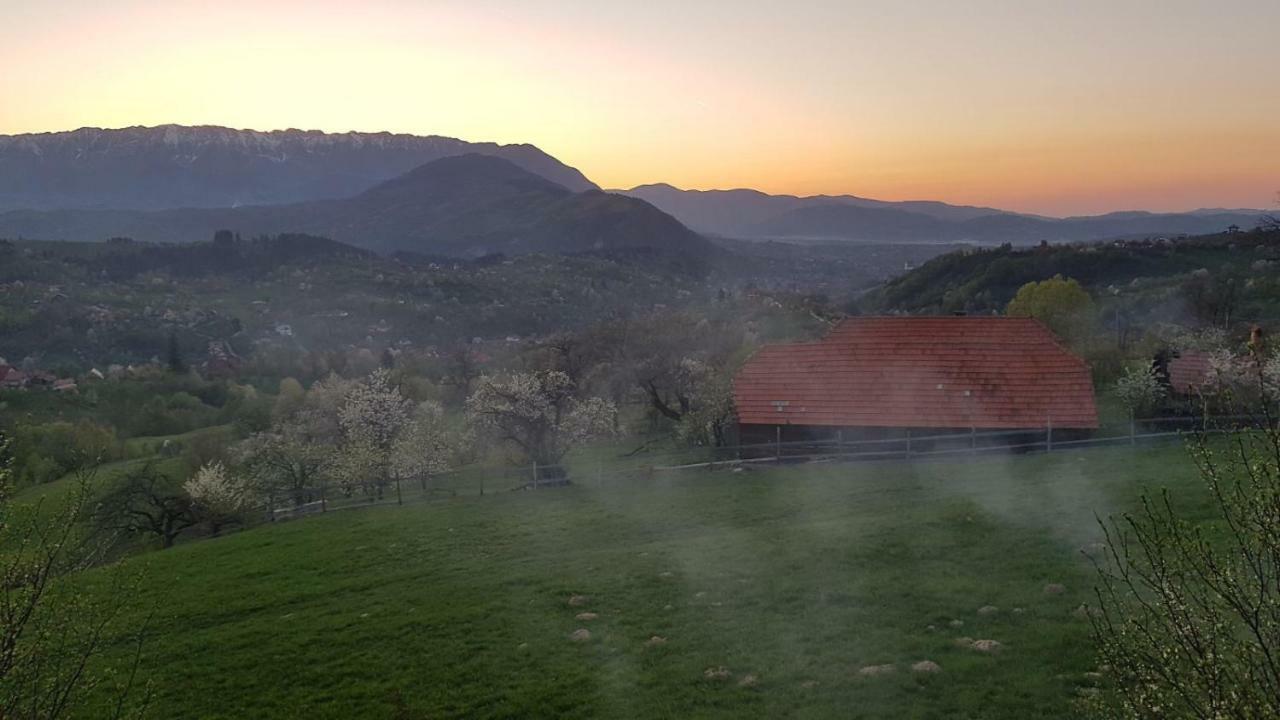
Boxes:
[395,475,403,505]
[905,429,912,459]
[1046,414,1053,452]
[533,461,539,489]
[479,472,484,497]
[320,481,327,513]
[776,425,782,464]
[1130,412,1136,446]
[970,424,977,454]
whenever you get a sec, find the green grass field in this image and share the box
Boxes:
[67,442,1208,719]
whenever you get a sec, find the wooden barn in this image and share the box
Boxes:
[733,316,1099,448]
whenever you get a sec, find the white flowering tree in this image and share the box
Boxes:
[237,371,449,506]
[234,374,355,509]
[1200,347,1280,415]
[1113,364,1167,418]
[184,461,254,535]
[336,368,411,499]
[466,370,617,482]
[392,400,464,491]
[672,358,736,447]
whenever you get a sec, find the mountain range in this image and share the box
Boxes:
[619,184,1267,244]
[0,125,596,211]
[0,153,713,263]
[0,124,1269,256]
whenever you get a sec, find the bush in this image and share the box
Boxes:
[6,420,121,486]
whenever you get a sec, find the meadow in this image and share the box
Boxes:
[54,441,1213,719]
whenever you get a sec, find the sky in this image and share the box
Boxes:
[1,0,1277,217]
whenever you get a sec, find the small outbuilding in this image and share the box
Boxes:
[734,316,1099,448]
[1157,349,1212,398]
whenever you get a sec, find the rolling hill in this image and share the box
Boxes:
[0,154,714,262]
[865,226,1280,319]
[0,125,598,212]
[620,183,1010,237]
[622,183,1266,245]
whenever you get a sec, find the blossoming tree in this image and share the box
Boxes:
[466,370,617,482]
[184,461,254,535]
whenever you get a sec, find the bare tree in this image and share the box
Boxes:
[621,312,744,424]
[443,346,482,400]
[1,435,151,719]
[1090,420,1280,718]
[98,464,198,549]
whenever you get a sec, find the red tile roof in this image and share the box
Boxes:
[1166,350,1211,395]
[734,317,1099,430]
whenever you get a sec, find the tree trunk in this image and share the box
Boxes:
[645,382,683,421]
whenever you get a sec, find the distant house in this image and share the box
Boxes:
[52,378,78,393]
[27,371,57,389]
[203,340,244,378]
[1156,349,1212,397]
[734,317,1099,447]
[1,368,29,389]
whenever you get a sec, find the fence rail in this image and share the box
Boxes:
[254,413,1273,522]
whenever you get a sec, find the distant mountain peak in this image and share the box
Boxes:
[369,152,570,190]
[0,152,713,267]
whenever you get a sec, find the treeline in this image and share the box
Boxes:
[3,293,829,542]
[2,373,271,485]
[63,232,374,280]
[869,228,1280,318]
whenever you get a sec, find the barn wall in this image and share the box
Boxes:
[737,423,1092,458]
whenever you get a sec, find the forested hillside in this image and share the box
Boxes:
[869,228,1280,326]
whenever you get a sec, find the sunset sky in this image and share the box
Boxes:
[2,0,1277,216]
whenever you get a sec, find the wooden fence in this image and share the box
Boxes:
[257,412,1273,521]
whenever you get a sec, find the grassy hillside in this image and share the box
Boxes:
[68,442,1207,719]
